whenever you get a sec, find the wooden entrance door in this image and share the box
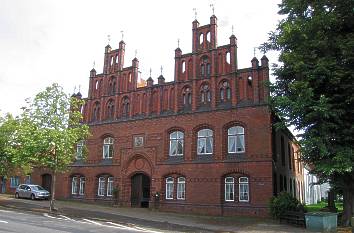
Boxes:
[131,173,150,208]
[41,174,52,194]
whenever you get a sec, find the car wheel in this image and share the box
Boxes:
[31,194,35,200]
[15,193,19,199]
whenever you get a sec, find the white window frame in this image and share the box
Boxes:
[169,131,184,157]
[103,137,114,159]
[225,177,234,201]
[165,177,174,200]
[239,177,249,202]
[79,177,85,195]
[76,140,84,159]
[71,177,78,195]
[177,177,186,200]
[107,177,113,196]
[197,129,213,155]
[228,126,245,153]
[98,177,105,196]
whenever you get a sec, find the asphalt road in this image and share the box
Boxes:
[0,208,168,233]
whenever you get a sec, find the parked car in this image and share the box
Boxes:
[15,184,50,200]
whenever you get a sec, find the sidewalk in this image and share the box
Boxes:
[0,194,314,232]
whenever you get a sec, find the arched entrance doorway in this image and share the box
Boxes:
[41,174,52,194]
[131,173,150,208]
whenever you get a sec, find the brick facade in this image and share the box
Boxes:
[23,14,304,216]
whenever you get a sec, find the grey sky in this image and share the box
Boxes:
[0,0,282,116]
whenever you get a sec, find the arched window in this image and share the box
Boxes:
[226,52,231,64]
[92,103,100,122]
[197,129,213,155]
[107,100,114,120]
[95,80,99,90]
[206,31,210,42]
[103,137,114,159]
[122,97,130,116]
[177,177,186,200]
[200,64,205,77]
[225,177,234,201]
[165,177,174,200]
[206,63,211,77]
[220,81,231,102]
[76,140,84,159]
[107,177,114,196]
[182,87,192,106]
[201,84,211,104]
[199,33,204,45]
[98,177,105,196]
[228,126,245,153]
[181,61,186,73]
[239,177,249,202]
[71,177,78,195]
[169,131,184,156]
[79,177,85,195]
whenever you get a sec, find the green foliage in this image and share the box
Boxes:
[18,83,90,172]
[262,0,354,187]
[306,201,343,212]
[269,192,301,218]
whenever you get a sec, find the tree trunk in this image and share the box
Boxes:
[49,171,56,212]
[342,188,354,227]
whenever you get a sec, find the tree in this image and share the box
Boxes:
[261,0,354,226]
[19,83,89,211]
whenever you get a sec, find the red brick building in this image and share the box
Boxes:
[26,14,304,216]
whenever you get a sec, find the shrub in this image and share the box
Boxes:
[269,192,301,218]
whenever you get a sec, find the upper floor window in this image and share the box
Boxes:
[165,177,174,200]
[182,87,192,106]
[169,131,184,156]
[228,126,245,153]
[76,140,84,159]
[200,57,210,78]
[239,177,249,202]
[122,97,130,116]
[92,103,100,122]
[197,129,213,155]
[201,85,211,104]
[220,81,231,102]
[103,137,114,159]
[107,100,115,120]
[225,177,234,201]
[177,177,186,200]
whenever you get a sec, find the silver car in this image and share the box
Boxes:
[15,184,50,200]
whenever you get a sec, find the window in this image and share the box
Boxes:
[107,177,113,196]
[226,52,231,64]
[103,137,114,159]
[98,177,105,196]
[122,97,130,116]
[201,85,211,104]
[107,100,114,120]
[220,81,231,102]
[71,177,78,194]
[228,126,245,153]
[165,177,174,199]
[225,177,234,201]
[182,87,192,106]
[177,177,186,200]
[197,129,213,155]
[76,140,84,159]
[239,177,249,202]
[181,61,186,73]
[92,103,100,122]
[10,176,19,188]
[79,177,85,195]
[24,175,31,184]
[169,131,184,156]
[281,136,285,166]
[206,63,211,77]
[288,143,292,170]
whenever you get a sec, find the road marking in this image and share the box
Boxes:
[0,220,8,224]
[59,215,76,221]
[43,213,65,220]
[106,222,164,233]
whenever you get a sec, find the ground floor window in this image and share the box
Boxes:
[71,175,85,196]
[97,176,114,197]
[71,177,78,194]
[224,176,249,202]
[10,176,19,188]
[165,177,174,199]
[177,177,185,200]
[79,177,85,195]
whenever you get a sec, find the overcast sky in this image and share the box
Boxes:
[0,0,282,116]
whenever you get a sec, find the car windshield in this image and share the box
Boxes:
[31,185,46,191]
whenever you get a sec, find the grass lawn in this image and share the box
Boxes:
[306,201,343,212]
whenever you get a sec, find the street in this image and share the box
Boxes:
[0,208,167,233]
